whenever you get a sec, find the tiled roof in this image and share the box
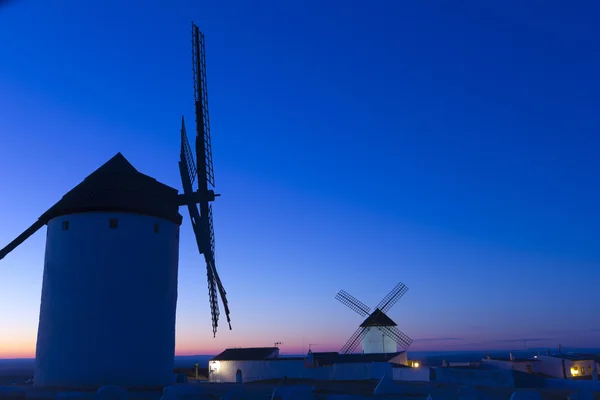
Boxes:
[41,153,182,225]
[360,309,397,327]
[211,347,279,361]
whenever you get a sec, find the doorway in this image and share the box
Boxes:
[236,369,242,383]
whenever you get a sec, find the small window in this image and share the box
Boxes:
[109,219,118,229]
[61,221,70,231]
[154,223,160,233]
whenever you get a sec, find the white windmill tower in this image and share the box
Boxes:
[335,282,413,354]
[0,22,231,389]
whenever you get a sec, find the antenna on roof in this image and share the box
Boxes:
[274,341,282,348]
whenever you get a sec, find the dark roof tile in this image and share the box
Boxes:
[41,153,182,225]
[360,309,397,327]
[211,347,279,361]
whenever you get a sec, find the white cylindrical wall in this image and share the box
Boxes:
[34,212,180,389]
[361,327,398,354]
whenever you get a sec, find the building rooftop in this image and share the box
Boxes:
[211,347,279,361]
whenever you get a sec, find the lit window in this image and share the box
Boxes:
[570,366,579,376]
[109,219,118,229]
[61,221,70,231]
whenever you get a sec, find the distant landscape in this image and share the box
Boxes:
[2,347,599,385]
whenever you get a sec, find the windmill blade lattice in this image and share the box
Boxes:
[380,325,413,350]
[376,282,408,313]
[180,116,197,185]
[336,290,371,317]
[340,326,370,354]
[178,22,231,337]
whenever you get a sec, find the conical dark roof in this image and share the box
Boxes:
[360,308,397,327]
[41,153,182,225]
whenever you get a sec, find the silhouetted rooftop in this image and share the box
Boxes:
[360,309,397,327]
[317,351,406,366]
[211,347,279,361]
[41,153,182,225]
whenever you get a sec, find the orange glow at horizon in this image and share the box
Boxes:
[0,337,36,359]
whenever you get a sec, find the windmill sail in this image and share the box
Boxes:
[177,22,231,338]
[0,220,45,260]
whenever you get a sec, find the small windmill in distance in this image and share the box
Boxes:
[336,282,413,354]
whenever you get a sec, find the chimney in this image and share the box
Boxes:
[509,353,514,361]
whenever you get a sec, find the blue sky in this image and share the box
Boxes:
[0,0,599,357]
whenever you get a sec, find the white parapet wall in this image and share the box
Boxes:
[209,360,333,383]
[393,367,430,382]
[35,212,180,389]
[208,360,402,383]
[432,367,515,388]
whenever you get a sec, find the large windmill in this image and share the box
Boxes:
[336,282,413,354]
[0,22,230,389]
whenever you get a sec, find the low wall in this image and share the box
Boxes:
[393,367,430,382]
[432,367,515,388]
[210,360,334,383]
[544,378,600,391]
[331,363,392,380]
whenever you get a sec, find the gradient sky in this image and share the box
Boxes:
[0,0,599,359]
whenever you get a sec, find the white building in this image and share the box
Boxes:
[208,347,409,383]
[481,352,600,379]
[481,353,539,373]
[534,354,600,379]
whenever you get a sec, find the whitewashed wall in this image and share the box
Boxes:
[533,356,598,378]
[36,212,180,388]
[208,360,404,382]
[481,359,535,373]
[369,363,393,379]
[533,356,566,378]
[362,328,398,354]
[209,360,333,383]
[390,352,408,365]
[544,377,600,391]
[433,367,515,388]
[393,367,430,382]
